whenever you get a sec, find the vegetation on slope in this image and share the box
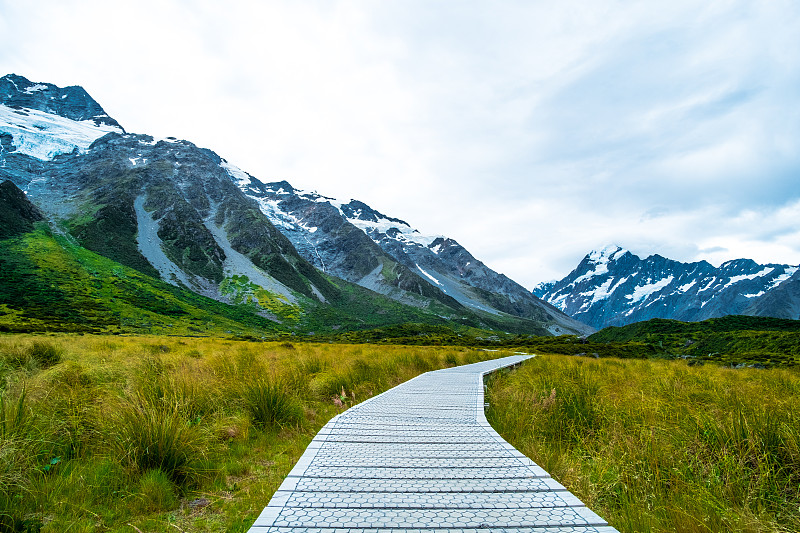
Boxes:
[0,334,505,532]
[588,315,800,367]
[0,226,284,335]
[487,354,800,533]
[590,315,800,341]
[0,225,538,337]
[300,314,800,368]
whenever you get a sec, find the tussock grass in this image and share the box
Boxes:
[135,468,179,513]
[487,354,800,533]
[0,333,501,532]
[109,394,212,486]
[242,380,302,429]
[0,339,62,374]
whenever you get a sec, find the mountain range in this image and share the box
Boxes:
[0,73,590,337]
[534,245,800,329]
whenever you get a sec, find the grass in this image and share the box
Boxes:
[241,380,303,430]
[0,333,505,532]
[110,395,212,486]
[486,353,800,533]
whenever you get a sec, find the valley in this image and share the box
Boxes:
[1,72,799,533]
[2,333,798,533]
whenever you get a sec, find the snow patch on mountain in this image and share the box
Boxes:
[744,291,766,298]
[676,280,697,292]
[346,215,441,248]
[770,267,798,289]
[24,84,48,94]
[0,105,122,161]
[416,264,442,286]
[572,262,609,285]
[220,160,252,187]
[722,267,775,289]
[249,195,320,237]
[627,276,674,303]
[588,245,626,263]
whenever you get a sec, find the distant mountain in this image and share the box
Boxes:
[534,245,799,329]
[0,74,591,336]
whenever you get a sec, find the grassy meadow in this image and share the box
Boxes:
[487,354,800,533]
[0,334,503,532]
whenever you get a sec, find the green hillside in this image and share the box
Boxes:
[0,223,545,337]
[586,315,800,367]
[589,315,800,341]
[0,225,283,335]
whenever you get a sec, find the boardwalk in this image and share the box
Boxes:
[248,354,618,532]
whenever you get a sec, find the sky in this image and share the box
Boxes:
[2,0,800,289]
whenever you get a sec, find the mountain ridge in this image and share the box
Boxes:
[236,175,588,334]
[535,245,799,329]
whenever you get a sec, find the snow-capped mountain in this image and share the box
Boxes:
[233,175,589,334]
[0,73,592,335]
[534,245,800,329]
[0,73,124,161]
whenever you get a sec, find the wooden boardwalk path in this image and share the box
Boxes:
[248,354,618,532]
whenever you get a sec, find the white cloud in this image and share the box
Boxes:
[1,0,799,289]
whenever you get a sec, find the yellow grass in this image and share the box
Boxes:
[487,354,800,533]
[0,333,506,532]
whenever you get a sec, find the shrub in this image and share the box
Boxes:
[241,380,302,430]
[28,341,62,369]
[135,469,178,513]
[109,396,211,486]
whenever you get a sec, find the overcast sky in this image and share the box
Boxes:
[2,0,799,288]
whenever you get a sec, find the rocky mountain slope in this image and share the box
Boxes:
[534,245,799,329]
[0,74,591,336]
[235,177,584,333]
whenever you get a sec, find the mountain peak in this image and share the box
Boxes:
[0,74,123,131]
[587,245,628,263]
[339,199,411,227]
[0,74,125,162]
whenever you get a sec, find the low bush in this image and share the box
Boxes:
[135,469,179,513]
[109,395,212,486]
[241,380,302,430]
